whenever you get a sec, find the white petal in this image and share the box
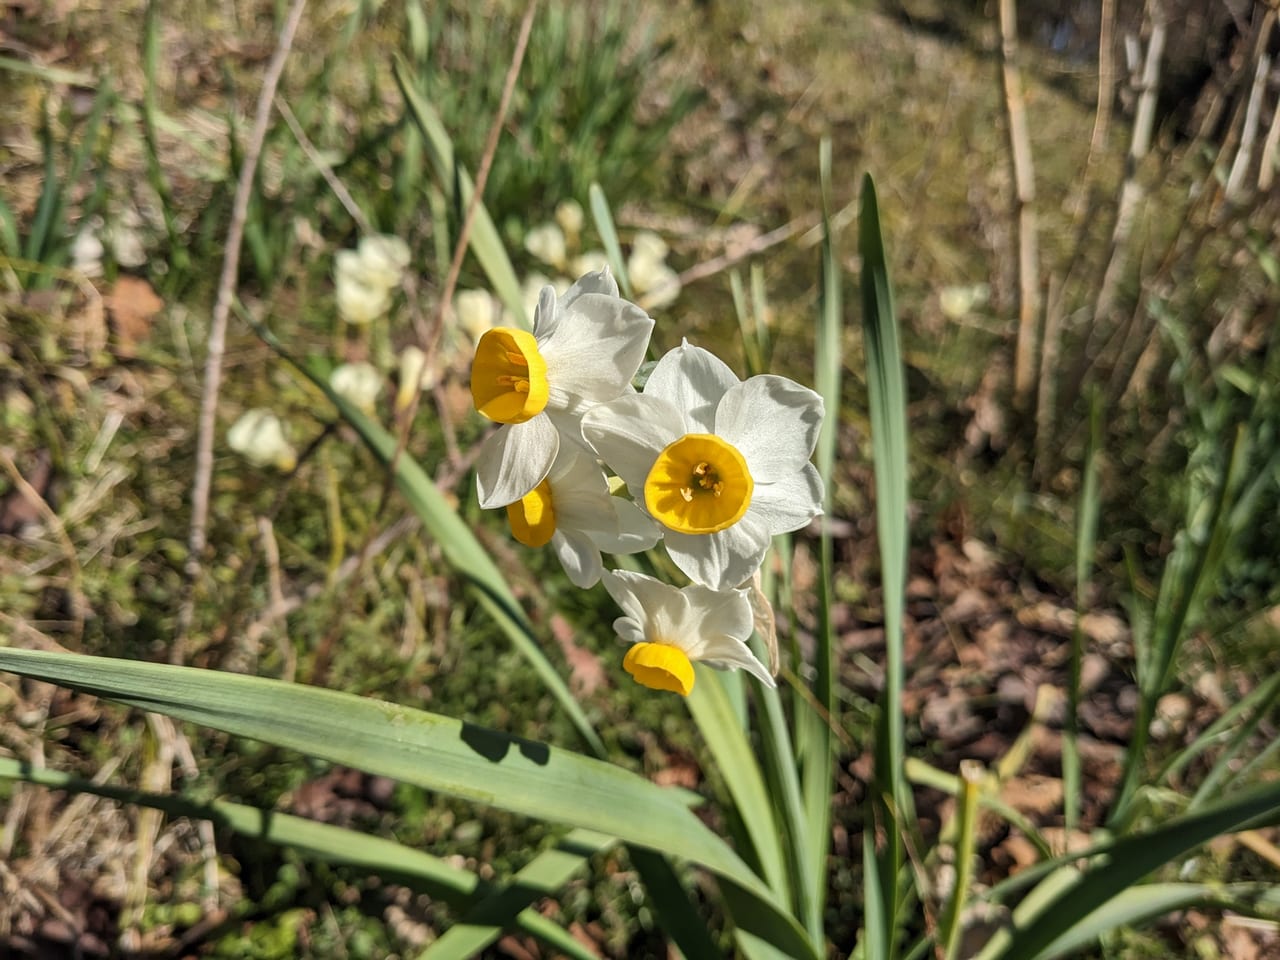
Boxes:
[699,643,776,687]
[586,499,661,555]
[612,615,645,647]
[542,294,654,407]
[559,267,619,310]
[663,514,772,592]
[716,376,824,483]
[678,584,753,659]
[600,570,690,650]
[532,285,560,339]
[746,463,825,535]
[552,529,602,588]
[475,415,559,508]
[581,395,682,494]
[556,487,620,538]
[643,341,739,434]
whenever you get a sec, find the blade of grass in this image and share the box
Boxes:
[0,647,817,960]
[860,172,910,957]
[393,56,527,328]
[795,136,844,945]
[1111,426,1249,826]
[588,182,633,300]
[979,778,1280,959]
[940,762,983,960]
[1065,388,1102,832]
[1031,882,1280,960]
[686,668,791,903]
[419,829,611,960]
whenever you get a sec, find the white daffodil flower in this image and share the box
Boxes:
[628,231,680,310]
[396,345,436,413]
[555,199,585,240]
[524,222,568,271]
[334,234,410,325]
[582,341,824,591]
[471,268,653,509]
[330,362,383,414]
[335,249,393,325]
[600,569,775,696]
[454,288,501,344]
[572,250,610,278]
[227,409,297,472]
[356,234,411,290]
[505,445,660,588]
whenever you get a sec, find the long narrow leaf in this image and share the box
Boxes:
[0,758,586,953]
[686,668,790,902]
[1034,882,1280,960]
[860,172,910,957]
[420,829,610,960]
[0,647,817,959]
[980,778,1280,959]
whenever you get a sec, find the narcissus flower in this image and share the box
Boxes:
[582,341,824,591]
[600,570,775,696]
[505,446,660,588]
[471,268,653,509]
[395,345,435,413]
[329,362,382,414]
[334,234,411,325]
[227,409,297,471]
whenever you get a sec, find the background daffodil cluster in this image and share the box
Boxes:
[471,268,824,696]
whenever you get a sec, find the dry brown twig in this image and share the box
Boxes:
[998,0,1043,416]
[177,0,309,663]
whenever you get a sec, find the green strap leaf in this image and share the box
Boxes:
[0,647,817,959]
[0,758,586,955]
[979,779,1280,959]
[860,172,910,958]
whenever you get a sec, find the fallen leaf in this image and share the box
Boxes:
[106,276,163,358]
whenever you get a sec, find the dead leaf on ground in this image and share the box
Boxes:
[550,614,608,697]
[105,276,163,358]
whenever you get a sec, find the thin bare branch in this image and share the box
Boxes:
[177,0,308,662]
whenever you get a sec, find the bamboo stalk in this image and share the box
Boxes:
[999,0,1042,414]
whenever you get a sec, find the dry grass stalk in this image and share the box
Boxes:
[1094,2,1166,323]
[998,0,1042,414]
[178,0,309,663]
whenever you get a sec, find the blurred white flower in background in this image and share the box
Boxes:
[628,230,681,310]
[454,288,502,344]
[227,409,297,472]
[524,222,568,271]
[329,362,383,414]
[939,283,990,320]
[554,199,585,242]
[572,249,610,279]
[396,345,436,413]
[334,234,410,325]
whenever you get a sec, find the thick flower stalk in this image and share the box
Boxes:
[583,341,824,591]
[471,268,653,509]
[506,446,660,588]
[600,570,774,696]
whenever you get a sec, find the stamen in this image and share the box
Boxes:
[680,486,693,502]
[504,351,529,366]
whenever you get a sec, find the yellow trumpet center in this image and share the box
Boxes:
[470,327,549,424]
[623,642,695,696]
[644,433,753,534]
[506,479,556,548]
